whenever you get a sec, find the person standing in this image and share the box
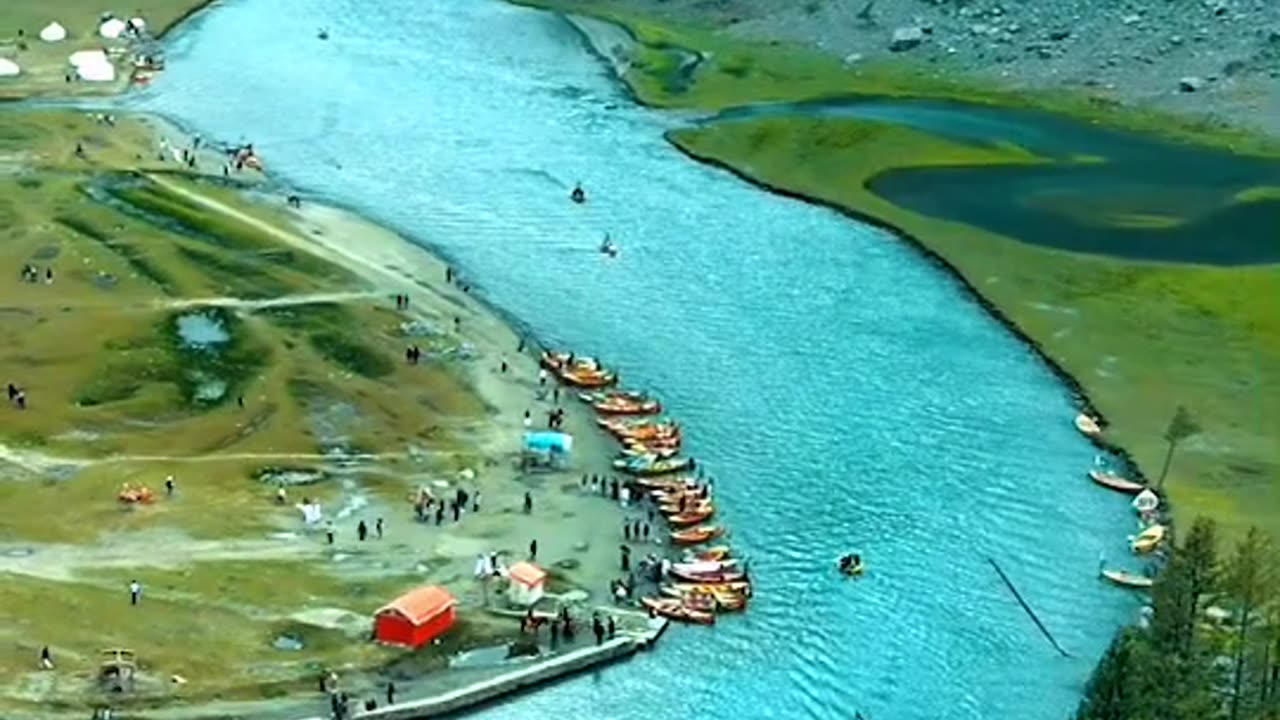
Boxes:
[592,615,604,645]
[164,476,175,497]
[357,520,368,542]
[128,580,142,606]
[523,491,533,514]
[529,539,538,561]
[39,646,53,670]
[386,681,396,706]
[375,518,384,539]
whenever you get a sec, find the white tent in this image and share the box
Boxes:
[128,17,147,33]
[99,17,128,39]
[1132,488,1160,513]
[68,49,107,67]
[39,22,68,43]
[76,59,116,82]
[0,59,20,77]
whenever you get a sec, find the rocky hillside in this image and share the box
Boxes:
[588,0,1280,138]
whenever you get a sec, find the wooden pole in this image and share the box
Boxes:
[987,557,1071,658]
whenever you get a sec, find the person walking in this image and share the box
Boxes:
[326,522,335,545]
[529,538,538,561]
[357,520,368,542]
[128,580,142,606]
[164,475,175,497]
[592,615,604,645]
[523,491,533,514]
[375,518,384,539]
[386,681,396,706]
[607,615,616,639]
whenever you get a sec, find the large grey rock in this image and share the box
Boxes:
[890,26,926,51]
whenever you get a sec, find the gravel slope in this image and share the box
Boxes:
[594,0,1280,139]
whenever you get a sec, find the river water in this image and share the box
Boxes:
[125,1,1141,718]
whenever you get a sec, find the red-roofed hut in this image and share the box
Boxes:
[506,561,547,606]
[374,585,457,648]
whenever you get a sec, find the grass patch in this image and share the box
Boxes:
[55,213,177,294]
[260,304,395,380]
[173,243,295,299]
[670,117,1280,538]
[73,308,268,409]
[308,332,395,379]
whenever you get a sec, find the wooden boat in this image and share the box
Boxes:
[614,455,693,476]
[668,508,716,527]
[1132,524,1167,554]
[669,567,747,584]
[671,559,738,575]
[559,367,616,388]
[539,351,575,371]
[642,596,715,625]
[660,499,713,516]
[671,581,752,595]
[636,476,695,492]
[670,525,724,545]
[600,419,680,442]
[685,546,732,562]
[619,445,680,460]
[579,389,647,405]
[1089,469,1146,494]
[1101,568,1153,589]
[1075,414,1102,438]
[593,397,661,416]
[660,586,748,611]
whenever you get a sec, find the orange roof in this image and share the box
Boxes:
[508,561,547,587]
[377,585,456,625]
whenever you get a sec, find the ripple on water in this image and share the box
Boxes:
[131,0,1138,718]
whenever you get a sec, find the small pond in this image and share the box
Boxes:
[176,311,231,348]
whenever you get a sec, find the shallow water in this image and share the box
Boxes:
[127,2,1142,718]
[176,311,229,348]
[710,99,1280,265]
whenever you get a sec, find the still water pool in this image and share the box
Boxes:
[128,1,1141,717]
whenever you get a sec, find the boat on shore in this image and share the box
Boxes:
[641,596,715,625]
[667,507,715,527]
[593,396,661,415]
[614,454,694,476]
[671,525,724,545]
[1089,469,1146,494]
[1101,568,1154,589]
[1131,524,1167,554]
[1075,413,1103,438]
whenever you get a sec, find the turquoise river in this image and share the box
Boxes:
[123,0,1144,717]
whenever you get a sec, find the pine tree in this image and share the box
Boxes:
[1077,630,1157,720]
[1157,406,1200,491]
[1227,527,1274,720]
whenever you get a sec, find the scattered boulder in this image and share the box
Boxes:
[1179,76,1206,92]
[890,26,926,52]
[1048,28,1071,41]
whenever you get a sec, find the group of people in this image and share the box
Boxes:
[20,264,53,284]
[411,484,481,526]
[7,383,27,410]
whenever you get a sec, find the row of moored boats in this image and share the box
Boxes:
[1075,413,1165,591]
[541,350,752,625]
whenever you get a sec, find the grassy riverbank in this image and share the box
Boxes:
[0,108,628,717]
[514,1,1280,538]
[512,0,1280,157]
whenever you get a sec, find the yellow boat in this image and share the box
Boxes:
[1131,524,1167,554]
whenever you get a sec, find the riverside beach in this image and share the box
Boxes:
[0,6,705,716]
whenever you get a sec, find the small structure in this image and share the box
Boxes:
[506,561,547,607]
[0,59,19,78]
[99,649,136,693]
[40,22,68,43]
[374,586,456,649]
[520,431,573,471]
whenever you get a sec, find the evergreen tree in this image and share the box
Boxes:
[1077,630,1157,720]
[1227,527,1274,720]
[1157,406,1200,491]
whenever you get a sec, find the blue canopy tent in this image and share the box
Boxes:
[521,431,573,470]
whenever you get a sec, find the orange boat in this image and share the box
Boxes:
[641,596,715,625]
[685,546,732,562]
[667,506,715,527]
[661,586,748,611]
[1089,470,1145,494]
[671,525,723,545]
[660,498,712,515]
[671,580,752,595]
[637,476,696,492]
[559,367,616,388]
